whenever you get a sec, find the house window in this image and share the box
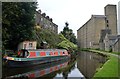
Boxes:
[41,18,43,21]
[24,44,27,49]
[29,43,33,48]
[53,27,54,30]
[106,20,109,23]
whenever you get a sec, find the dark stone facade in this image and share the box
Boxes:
[35,10,58,33]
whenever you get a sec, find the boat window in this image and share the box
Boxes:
[46,52,49,56]
[18,49,29,58]
[25,50,29,57]
[29,43,33,48]
[23,50,29,57]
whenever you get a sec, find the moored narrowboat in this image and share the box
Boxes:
[3,49,70,67]
[4,58,69,79]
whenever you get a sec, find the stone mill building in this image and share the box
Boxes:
[77,4,117,50]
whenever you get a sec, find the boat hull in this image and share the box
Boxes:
[4,56,69,67]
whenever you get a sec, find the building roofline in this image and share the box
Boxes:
[113,38,120,45]
[104,4,116,8]
[105,4,116,6]
[77,16,92,31]
[77,15,106,31]
[92,15,106,18]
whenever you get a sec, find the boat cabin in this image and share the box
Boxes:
[18,41,37,50]
[17,49,69,58]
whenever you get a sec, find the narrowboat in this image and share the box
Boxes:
[3,58,69,79]
[3,49,70,67]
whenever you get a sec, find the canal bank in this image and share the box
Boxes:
[77,51,107,79]
[88,50,120,78]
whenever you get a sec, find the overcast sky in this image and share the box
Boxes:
[37,0,119,36]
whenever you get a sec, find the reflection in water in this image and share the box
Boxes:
[77,51,107,79]
[3,59,69,79]
[67,63,84,77]
[3,58,84,79]
[55,58,84,79]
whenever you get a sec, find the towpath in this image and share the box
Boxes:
[90,50,120,59]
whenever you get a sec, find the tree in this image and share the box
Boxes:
[33,29,62,48]
[61,22,77,44]
[2,2,37,50]
[57,33,77,53]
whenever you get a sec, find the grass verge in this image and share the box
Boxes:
[93,55,118,78]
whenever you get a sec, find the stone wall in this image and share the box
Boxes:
[104,5,117,35]
[35,10,58,34]
[77,15,106,49]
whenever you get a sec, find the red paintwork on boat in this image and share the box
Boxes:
[29,52,36,58]
[26,49,69,58]
[40,52,46,56]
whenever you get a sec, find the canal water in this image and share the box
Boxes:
[2,51,107,79]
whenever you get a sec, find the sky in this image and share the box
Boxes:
[37,0,119,36]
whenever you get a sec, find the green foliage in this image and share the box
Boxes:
[61,22,77,44]
[34,29,77,52]
[2,2,37,50]
[59,33,67,41]
[57,33,77,52]
[33,29,62,48]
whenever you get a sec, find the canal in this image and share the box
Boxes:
[2,51,107,79]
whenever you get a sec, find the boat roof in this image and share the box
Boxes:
[27,49,67,52]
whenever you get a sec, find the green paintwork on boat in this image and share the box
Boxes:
[7,55,66,61]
